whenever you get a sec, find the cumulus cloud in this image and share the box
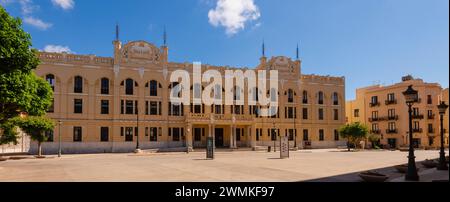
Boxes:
[43,45,73,53]
[51,0,74,10]
[208,0,261,36]
[24,16,52,30]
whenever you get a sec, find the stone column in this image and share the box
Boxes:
[186,123,194,152]
[250,126,257,150]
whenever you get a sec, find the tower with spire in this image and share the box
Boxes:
[113,23,122,76]
[161,26,169,63]
[260,39,267,66]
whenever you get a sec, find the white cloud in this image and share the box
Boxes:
[208,0,261,36]
[51,0,74,10]
[24,17,52,30]
[43,45,73,53]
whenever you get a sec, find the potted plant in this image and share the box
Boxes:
[359,171,389,182]
[421,159,438,168]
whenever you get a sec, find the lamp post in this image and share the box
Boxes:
[273,121,277,152]
[402,85,419,181]
[135,106,141,153]
[58,120,62,158]
[437,101,449,170]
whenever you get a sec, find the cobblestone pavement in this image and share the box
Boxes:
[0,149,447,182]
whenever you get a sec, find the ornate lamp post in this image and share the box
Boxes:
[437,101,449,170]
[402,85,419,181]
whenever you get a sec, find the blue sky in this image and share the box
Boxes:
[1,0,448,100]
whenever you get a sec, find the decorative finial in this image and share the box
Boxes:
[296,43,299,60]
[115,23,119,41]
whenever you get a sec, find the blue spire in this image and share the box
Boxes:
[262,39,265,57]
[163,25,167,46]
[296,43,299,60]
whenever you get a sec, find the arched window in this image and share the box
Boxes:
[302,91,308,104]
[333,92,339,105]
[318,91,324,105]
[193,83,202,99]
[74,76,83,93]
[149,80,158,96]
[270,88,277,102]
[125,79,134,95]
[46,74,55,91]
[288,89,294,103]
[214,84,222,100]
[234,86,241,101]
[101,78,109,95]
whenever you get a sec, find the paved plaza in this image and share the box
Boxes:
[0,149,448,182]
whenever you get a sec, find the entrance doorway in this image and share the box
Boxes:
[215,128,224,147]
[387,138,397,149]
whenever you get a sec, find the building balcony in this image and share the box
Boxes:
[369,102,380,107]
[386,129,398,134]
[428,128,435,134]
[370,130,381,134]
[412,114,424,119]
[387,115,399,121]
[187,113,254,123]
[385,100,397,105]
[369,117,386,122]
[413,128,423,133]
[427,114,435,120]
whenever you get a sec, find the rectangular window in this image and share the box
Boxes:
[194,128,202,141]
[354,109,360,118]
[388,122,396,131]
[319,129,324,141]
[303,129,309,141]
[270,129,277,141]
[427,95,432,105]
[73,127,82,142]
[150,127,158,142]
[371,96,378,105]
[121,100,124,114]
[372,124,379,132]
[150,101,158,115]
[372,111,378,119]
[318,108,324,120]
[333,109,339,120]
[173,128,180,141]
[126,101,134,114]
[101,100,109,114]
[388,93,395,101]
[388,109,396,118]
[334,130,339,141]
[288,129,294,141]
[413,108,420,116]
[100,127,109,142]
[428,124,434,133]
[236,128,241,141]
[74,99,83,114]
[125,127,134,142]
[414,121,420,130]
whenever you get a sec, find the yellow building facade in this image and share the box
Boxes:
[346,76,449,149]
[32,38,346,154]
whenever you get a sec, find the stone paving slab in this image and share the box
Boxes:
[0,149,447,182]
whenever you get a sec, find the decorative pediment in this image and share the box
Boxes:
[122,41,161,62]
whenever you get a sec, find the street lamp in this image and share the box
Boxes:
[437,101,449,170]
[272,121,277,152]
[58,120,62,158]
[402,85,419,181]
